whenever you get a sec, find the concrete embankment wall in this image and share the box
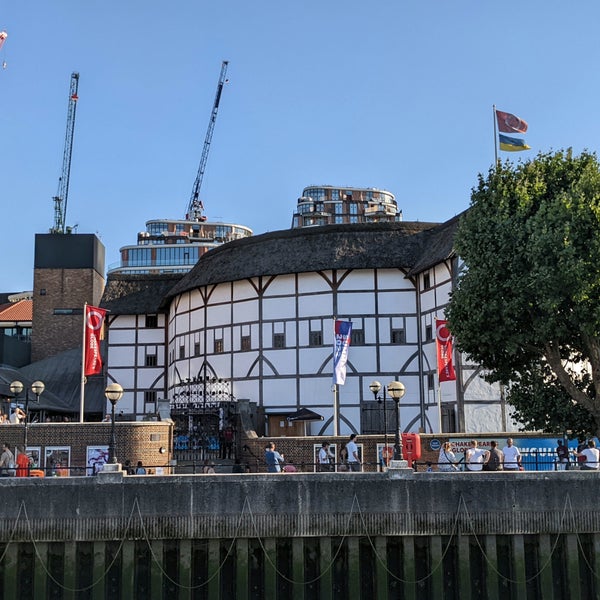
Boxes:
[1,471,599,599]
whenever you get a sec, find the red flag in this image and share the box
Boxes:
[496,109,528,134]
[84,305,106,376]
[436,319,456,382]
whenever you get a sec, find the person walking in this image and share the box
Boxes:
[346,434,361,472]
[502,438,522,471]
[438,442,458,472]
[555,440,570,470]
[0,443,15,477]
[318,441,334,472]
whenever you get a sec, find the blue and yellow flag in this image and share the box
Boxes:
[499,133,530,152]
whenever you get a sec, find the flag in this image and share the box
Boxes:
[84,305,107,376]
[496,109,528,134]
[499,134,531,152]
[436,319,456,382]
[333,320,352,385]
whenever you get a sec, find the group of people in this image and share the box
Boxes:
[0,407,27,425]
[0,442,31,477]
[437,438,524,472]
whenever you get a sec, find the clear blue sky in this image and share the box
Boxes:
[1,1,599,292]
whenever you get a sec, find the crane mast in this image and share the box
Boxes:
[51,72,79,234]
[186,60,229,221]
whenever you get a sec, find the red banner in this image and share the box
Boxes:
[436,319,456,382]
[84,305,106,376]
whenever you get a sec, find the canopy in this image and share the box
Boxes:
[286,408,324,422]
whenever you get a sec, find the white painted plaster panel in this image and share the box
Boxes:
[261,350,297,376]
[137,330,165,344]
[377,270,413,290]
[107,368,135,389]
[377,290,416,314]
[297,293,333,318]
[337,292,375,315]
[209,285,232,305]
[108,329,137,345]
[109,346,136,367]
[233,299,259,323]
[189,308,205,330]
[345,346,378,374]
[262,379,299,407]
[205,304,231,328]
[337,270,375,290]
[263,274,296,296]
[109,315,137,329]
[297,272,332,294]
[263,297,295,320]
[299,349,332,374]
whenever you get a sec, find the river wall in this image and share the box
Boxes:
[0,470,598,599]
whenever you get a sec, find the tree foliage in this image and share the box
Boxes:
[446,150,600,437]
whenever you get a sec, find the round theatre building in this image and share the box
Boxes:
[161,218,503,437]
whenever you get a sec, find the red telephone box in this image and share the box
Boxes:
[401,433,422,462]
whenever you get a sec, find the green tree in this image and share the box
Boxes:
[446,150,600,438]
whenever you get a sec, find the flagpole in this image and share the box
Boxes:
[79,302,87,423]
[437,381,443,434]
[332,317,339,436]
[493,104,498,165]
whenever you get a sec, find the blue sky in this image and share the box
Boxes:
[1,1,599,291]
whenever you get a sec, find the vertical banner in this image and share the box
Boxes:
[333,320,352,385]
[435,319,456,382]
[84,305,107,376]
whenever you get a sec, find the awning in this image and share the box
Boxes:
[286,408,324,422]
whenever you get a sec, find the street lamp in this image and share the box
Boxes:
[369,380,391,468]
[10,380,44,449]
[387,380,406,460]
[105,383,124,464]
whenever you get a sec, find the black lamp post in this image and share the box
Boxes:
[9,380,44,450]
[387,380,406,460]
[105,383,124,464]
[369,380,390,467]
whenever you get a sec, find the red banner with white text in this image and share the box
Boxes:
[84,305,107,376]
[436,319,456,382]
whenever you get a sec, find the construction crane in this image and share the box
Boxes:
[186,60,229,221]
[50,72,79,234]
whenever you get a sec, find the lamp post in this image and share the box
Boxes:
[387,380,406,460]
[9,380,44,449]
[105,383,124,464]
[369,380,391,468]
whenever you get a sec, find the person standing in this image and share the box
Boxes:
[575,440,600,470]
[15,446,30,477]
[318,442,334,472]
[346,434,361,472]
[0,443,15,476]
[555,440,570,470]
[483,441,504,471]
[438,442,458,472]
[465,440,485,471]
[265,442,284,473]
[502,438,522,471]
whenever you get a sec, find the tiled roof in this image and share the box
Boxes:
[0,299,32,323]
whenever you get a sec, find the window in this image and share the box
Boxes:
[144,390,157,406]
[427,373,435,389]
[425,325,433,341]
[309,331,323,346]
[352,329,365,345]
[423,272,431,290]
[145,354,157,367]
[391,329,406,344]
[194,342,200,357]
[214,339,224,353]
[179,345,185,360]
[273,333,285,348]
[241,335,251,351]
[145,315,158,328]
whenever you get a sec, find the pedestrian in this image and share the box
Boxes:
[483,441,504,471]
[135,460,147,475]
[438,442,458,472]
[575,440,600,470]
[346,434,361,472]
[465,440,486,471]
[555,440,570,471]
[0,443,15,476]
[265,442,284,473]
[502,438,522,471]
[15,445,30,477]
[202,459,215,474]
[318,441,334,472]
[9,407,26,424]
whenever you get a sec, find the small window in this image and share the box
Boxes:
[144,390,157,404]
[145,315,158,328]
[214,339,224,353]
[427,373,435,389]
[309,331,323,346]
[352,329,365,345]
[241,335,251,351]
[179,345,185,360]
[145,354,157,367]
[425,325,433,341]
[391,329,406,344]
[194,342,200,357]
[423,273,431,290]
[273,333,285,348]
